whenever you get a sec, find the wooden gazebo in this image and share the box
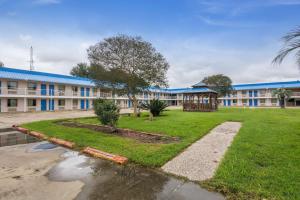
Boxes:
[183,82,218,112]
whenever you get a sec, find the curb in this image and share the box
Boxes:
[83,147,128,165]
[12,125,129,165]
[29,131,48,139]
[49,137,75,149]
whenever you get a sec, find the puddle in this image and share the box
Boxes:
[31,142,58,152]
[47,151,224,200]
[47,151,93,181]
[0,130,40,147]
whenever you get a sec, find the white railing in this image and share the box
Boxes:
[0,87,183,100]
[292,92,300,97]
[0,87,108,98]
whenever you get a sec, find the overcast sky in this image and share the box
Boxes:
[0,0,300,87]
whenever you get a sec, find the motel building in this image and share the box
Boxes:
[0,67,300,113]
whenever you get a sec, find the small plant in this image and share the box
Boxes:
[139,99,168,120]
[94,99,120,128]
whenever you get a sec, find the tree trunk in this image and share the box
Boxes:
[280,98,285,109]
[132,96,138,117]
[149,112,153,121]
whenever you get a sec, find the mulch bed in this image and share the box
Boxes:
[55,121,180,144]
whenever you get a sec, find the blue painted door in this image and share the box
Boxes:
[41,84,47,95]
[86,88,90,97]
[227,100,231,106]
[49,85,54,96]
[249,90,253,97]
[86,100,89,109]
[254,90,258,97]
[41,99,47,111]
[223,100,226,106]
[254,99,258,107]
[128,100,131,108]
[249,99,253,107]
[48,99,54,111]
[81,87,85,96]
[80,99,85,109]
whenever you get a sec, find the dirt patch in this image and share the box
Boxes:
[56,121,180,144]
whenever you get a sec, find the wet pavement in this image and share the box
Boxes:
[48,151,224,200]
[0,126,224,200]
[0,128,40,147]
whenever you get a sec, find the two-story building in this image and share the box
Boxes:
[1,67,300,112]
[219,81,300,107]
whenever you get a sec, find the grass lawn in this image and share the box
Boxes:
[22,108,300,200]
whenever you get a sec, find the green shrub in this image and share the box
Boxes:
[94,99,120,127]
[139,99,168,118]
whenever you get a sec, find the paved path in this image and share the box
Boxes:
[162,122,242,181]
[0,108,134,128]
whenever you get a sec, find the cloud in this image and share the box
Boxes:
[19,34,32,42]
[156,37,300,87]
[1,32,299,88]
[197,15,257,28]
[0,33,97,75]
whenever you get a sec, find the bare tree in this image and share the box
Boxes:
[88,35,169,116]
[0,61,4,67]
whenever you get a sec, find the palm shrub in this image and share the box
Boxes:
[272,88,292,109]
[94,99,120,127]
[139,99,168,120]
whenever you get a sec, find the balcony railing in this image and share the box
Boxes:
[291,92,300,97]
[0,87,111,98]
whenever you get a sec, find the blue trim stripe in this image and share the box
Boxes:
[1,67,300,92]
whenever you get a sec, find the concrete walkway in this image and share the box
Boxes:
[162,122,242,181]
[0,108,134,128]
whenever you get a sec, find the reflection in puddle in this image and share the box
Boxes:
[47,151,224,200]
[0,130,40,147]
[47,151,94,181]
[30,142,58,152]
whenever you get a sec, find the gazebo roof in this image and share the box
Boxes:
[182,87,217,94]
[192,82,207,88]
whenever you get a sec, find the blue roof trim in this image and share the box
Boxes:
[233,80,300,90]
[0,67,94,86]
[1,67,300,92]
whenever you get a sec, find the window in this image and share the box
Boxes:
[28,99,37,107]
[58,85,65,91]
[58,99,65,106]
[233,99,237,104]
[242,91,247,95]
[260,99,265,104]
[8,99,17,107]
[242,99,247,104]
[260,90,266,96]
[28,82,37,90]
[7,81,17,90]
[271,99,277,104]
[232,91,237,97]
[58,85,65,96]
[72,86,78,92]
[73,99,78,105]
